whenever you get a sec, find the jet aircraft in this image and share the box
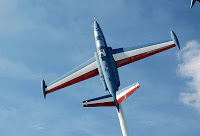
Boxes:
[191,0,200,8]
[41,19,180,136]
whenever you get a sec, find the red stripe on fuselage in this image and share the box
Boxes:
[116,44,176,68]
[46,68,99,94]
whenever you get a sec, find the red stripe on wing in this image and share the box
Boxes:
[46,68,99,94]
[83,101,115,107]
[116,44,176,68]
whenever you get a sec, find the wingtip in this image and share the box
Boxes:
[170,30,180,50]
[41,79,47,99]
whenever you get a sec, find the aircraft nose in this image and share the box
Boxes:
[94,21,100,31]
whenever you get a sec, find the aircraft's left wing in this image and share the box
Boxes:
[112,31,180,68]
[41,57,99,98]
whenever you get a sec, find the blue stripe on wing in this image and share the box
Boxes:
[83,94,112,103]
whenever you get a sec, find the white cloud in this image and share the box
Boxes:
[31,124,45,130]
[178,40,200,111]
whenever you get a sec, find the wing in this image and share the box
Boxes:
[112,31,180,68]
[42,57,99,97]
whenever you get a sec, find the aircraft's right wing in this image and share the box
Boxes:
[112,31,180,68]
[41,57,99,98]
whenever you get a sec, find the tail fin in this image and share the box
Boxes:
[83,82,140,107]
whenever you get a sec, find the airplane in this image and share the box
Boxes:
[191,0,200,8]
[41,19,180,136]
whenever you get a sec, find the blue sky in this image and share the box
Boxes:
[0,0,200,136]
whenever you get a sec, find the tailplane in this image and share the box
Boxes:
[83,82,140,107]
